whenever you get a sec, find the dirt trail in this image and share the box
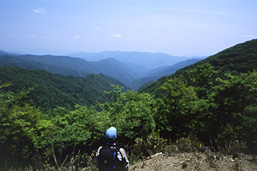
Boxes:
[130,152,257,171]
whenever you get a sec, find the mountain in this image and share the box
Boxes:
[70,51,191,70]
[143,58,202,79]
[95,58,140,84]
[130,58,202,90]
[0,55,89,77]
[0,50,11,55]
[0,54,140,86]
[0,50,205,89]
[141,39,257,93]
[0,66,127,109]
[175,39,257,76]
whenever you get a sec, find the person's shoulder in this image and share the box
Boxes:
[119,147,126,153]
[96,146,103,155]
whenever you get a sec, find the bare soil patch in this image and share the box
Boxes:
[130,152,257,171]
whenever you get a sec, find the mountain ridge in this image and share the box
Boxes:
[141,39,257,93]
[130,58,202,90]
[69,51,199,69]
[0,51,204,89]
[0,54,139,86]
[0,66,127,109]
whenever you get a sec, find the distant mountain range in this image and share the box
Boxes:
[0,54,139,86]
[0,50,11,56]
[130,58,202,90]
[69,51,203,69]
[0,51,202,90]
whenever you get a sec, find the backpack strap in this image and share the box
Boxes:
[112,146,120,169]
[115,146,120,153]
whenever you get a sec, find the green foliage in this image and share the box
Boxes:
[153,63,257,151]
[204,39,257,73]
[41,105,109,168]
[37,85,160,168]
[213,71,257,150]
[182,162,188,169]
[101,85,158,142]
[155,64,217,141]
[141,39,257,94]
[51,105,108,148]
[183,63,218,98]
[133,130,167,158]
[2,65,257,169]
[0,66,126,109]
[158,76,198,139]
[0,82,52,169]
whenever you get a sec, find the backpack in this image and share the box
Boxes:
[98,145,124,171]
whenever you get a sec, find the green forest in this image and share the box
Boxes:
[1,39,257,170]
[0,67,127,110]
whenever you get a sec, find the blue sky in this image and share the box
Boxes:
[0,0,256,56]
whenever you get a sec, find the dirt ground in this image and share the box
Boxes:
[129,151,257,171]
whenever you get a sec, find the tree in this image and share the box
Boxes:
[101,85,157,143]
[158,76,199,140]
[213,71,257,150]
[0,81,52,169]
[157,64,219,145]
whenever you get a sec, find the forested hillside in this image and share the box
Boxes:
[130,58,201,90]
[177,38,257,75]
[0,66,126,109]
[0,54,140,86]
[141,39,257,94]
[0,51,202,90]
[0,55,89,77]
[0,40,257,170]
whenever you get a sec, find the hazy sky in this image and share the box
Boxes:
[0,0,257,56]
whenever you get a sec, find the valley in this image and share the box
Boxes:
[0,51,203,90]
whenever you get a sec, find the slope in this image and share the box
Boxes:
[143,58,202,79]
[0,55,89,77]
[130,152,257,171]
[0,54,140,86]
[141,39,257,94]
[130,58,201,90]
[0,66,127,109]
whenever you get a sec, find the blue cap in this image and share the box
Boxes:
[106,127,117,140]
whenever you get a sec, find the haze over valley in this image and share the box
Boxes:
[0,50,204,90]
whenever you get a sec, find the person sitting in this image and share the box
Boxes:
[96,127,129,171]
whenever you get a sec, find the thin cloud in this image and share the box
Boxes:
[93,27,100,31]
[41,35,57,40]
[33,8,45,14]
[112,34,123,38]
[144,36,153,40]
[74,35,82,39]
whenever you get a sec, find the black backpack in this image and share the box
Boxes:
[98,145,124,171]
